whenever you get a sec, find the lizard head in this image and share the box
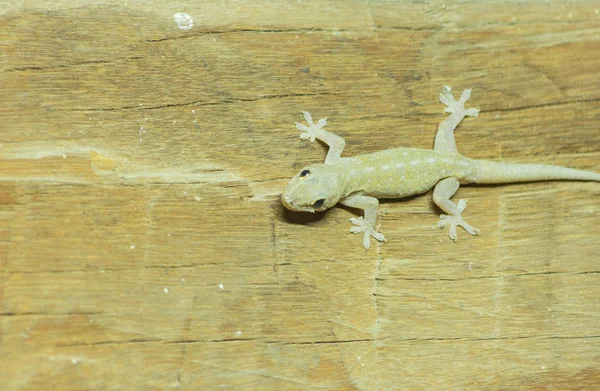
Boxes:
[282,163,344,213]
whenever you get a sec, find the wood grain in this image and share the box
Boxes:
[1,1,599,390]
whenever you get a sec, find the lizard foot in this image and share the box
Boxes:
[295,111,327,142]
[439,86,480,117]
[350,216,386,249]
[437,199,480,242]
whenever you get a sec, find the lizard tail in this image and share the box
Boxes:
[470,159,600,184]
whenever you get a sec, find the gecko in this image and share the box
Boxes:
[282,86,600,249]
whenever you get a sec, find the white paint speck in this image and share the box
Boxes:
[174,13,194,31]
[541,365,546,370]
[163,287,169,293]
[218,283,224,290]
[194,196,201,201]
[62,154,67,159]
[468,262,473,271]
[181,278,185,284]
[234,330,242,336]
[130,245,136,249]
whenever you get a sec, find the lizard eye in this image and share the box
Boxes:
[299,169,311,177]
[312,199,325,209]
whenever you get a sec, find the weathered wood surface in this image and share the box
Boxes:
[1,1,599,390]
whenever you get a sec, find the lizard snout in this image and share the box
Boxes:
[282,193,294,210]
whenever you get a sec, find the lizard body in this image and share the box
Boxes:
[282,87,600,249]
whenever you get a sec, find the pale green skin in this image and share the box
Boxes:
[283,87,600,249]
[285,148,474,206]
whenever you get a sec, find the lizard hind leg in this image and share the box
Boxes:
[434,86,480,153]
[433,178,479,241]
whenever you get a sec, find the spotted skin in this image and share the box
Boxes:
[282,87,600,249]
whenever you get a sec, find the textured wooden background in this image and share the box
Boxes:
[1,1,599,390]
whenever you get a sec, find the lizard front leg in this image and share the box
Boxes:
[295,111,346,164]
[340,194,385,249]
[433,178,479,241]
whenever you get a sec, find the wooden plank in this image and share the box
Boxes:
[1,0,599,389]
[1,338,367,390]
[372,338,600,390]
